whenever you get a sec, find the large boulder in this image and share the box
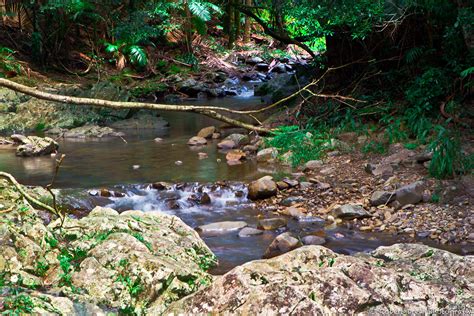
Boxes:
[165,244,473,314]
[247,176,278,200]
[14,136,58,157]
[0,182,216,316]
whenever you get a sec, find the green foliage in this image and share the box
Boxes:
[34,260,50,277]
[2,294,35,315]
[265,125,331,167]
[0,46,22,76]
[428,125,468,179]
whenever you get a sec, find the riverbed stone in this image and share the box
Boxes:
[197,126,216,138]
[222,133,249,147]
[187,136,208,146]
[263,232,302,258]
[395,181,424,206]
[302,235,326,245]
[247,176,278,200]
[238,227,264,237]
[217,139,236,149]
[256,147,278,162]
[64,124,125,138]
[165,244,474,314]
[226,150,246,162]
[258,218,287,230]
[304,160,324,171]
[197,221,248,234]
[331,204,370,220]
[15,136,58,157]
[370,190,396,206]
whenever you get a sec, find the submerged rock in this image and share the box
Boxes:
[238,227,264,237]
[258,218,288,230]
[165,244,474,314]
[14,135,58,157]
[197,221,248,234]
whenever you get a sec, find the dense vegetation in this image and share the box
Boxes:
[1,0,473,178]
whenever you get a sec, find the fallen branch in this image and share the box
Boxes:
[0,172,63,220]
[0,78,271,134]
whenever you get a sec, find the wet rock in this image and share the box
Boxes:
[256,147,278,162]
[395,181,424,207]
[258,218,287,230]
[151,182,170,190]
[217,139,236,149]
[370,190,396,206]
[247,56,264,64]
[197,126,216,139]
[331,204,371,220]
[222,134,250,147]
[198,152,208,159]
[238,227,264,237]
[199,193,211,204]
[256,63,269,71]
[226,150,246,162]
[262,232,302,258]
[15,136,58,157]
[302,235,326,245]
[187,136,207,146]
[197,221,247,234]
[248,176,278,200]
[63,124,125,138]
[165,244,474,315]
[304,160,323,171]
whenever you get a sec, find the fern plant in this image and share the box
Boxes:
[104,42,148,70]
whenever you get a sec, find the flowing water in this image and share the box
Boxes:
[0,94,463,274]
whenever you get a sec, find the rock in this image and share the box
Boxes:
[187,136,207,146]
[320,167,336,175]
[243,144,258,153]
[15,136,58,157]
[151,182,170,190]
[302,235,326,245]
[197,221,247,234]
[304,160,323,171]
[89,206,119,217]
[300,182,313,189]
[256,147,278,162]
[165,244,474,314]
[415,151,433,163]
[280,196,306,207]
[263,232,302,258]
[271,64,287,73]
[256,63,269,71]
[198,152,208,159]
[197,126,216,139]
[370,190,396,206]
[366,163,394,178]
[395,181,424,206]
[337,132,357,143]
[247,56,264,64]
[247,176,278,200]
[284,206,307,219]
[199,193,211,204]
[257,218,287,230]
[226,150,246,162]
[222,134,250,147]
[217,139,236,149]
[154,137,163,142]
[238,227,264,237]
[276,181,290,190]
[331,204,371,220]
[282,178,299,187]
[64,124,125,138]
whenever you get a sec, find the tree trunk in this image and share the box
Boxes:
[243,0,252,42]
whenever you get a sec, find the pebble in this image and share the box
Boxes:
[175,160,183,165]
